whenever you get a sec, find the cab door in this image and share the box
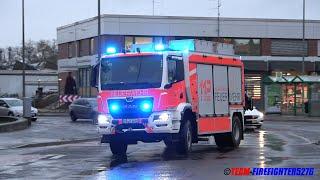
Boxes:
[166,56,186,108]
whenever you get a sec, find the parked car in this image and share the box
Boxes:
[0,98,38,121]
[69,98,98,123]
[244,107,264,129]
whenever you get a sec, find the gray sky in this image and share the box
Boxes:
[0,0,319,47]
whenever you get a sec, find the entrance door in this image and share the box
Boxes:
[281,84,308,115]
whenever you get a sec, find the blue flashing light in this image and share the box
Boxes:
[140,101,152,112]
[110,103,120,113]
[106,47,116,54]
[169,39,195,52]
[155,43,165,51]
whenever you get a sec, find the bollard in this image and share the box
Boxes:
[23,97,32,124]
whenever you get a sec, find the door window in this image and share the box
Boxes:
[0,100,7,107]
[167,57,184,84]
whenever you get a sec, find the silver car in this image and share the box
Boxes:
[244,107,264,129]
[69,98,98,123]
[0,98,38,121]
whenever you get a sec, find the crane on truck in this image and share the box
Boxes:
[91,39,247,155]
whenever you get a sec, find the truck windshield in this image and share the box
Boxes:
[100,55,163,90]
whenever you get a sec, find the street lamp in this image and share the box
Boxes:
[22,0,26,117]
[97,0,101,64]
[302,0,305,74]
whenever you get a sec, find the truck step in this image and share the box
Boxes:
[197,137,209,141]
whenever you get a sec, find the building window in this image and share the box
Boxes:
[318,40,320,56]
[271,39,308,56]
[78,67,92,97]
[124,36,154,52]
[68,42,73,58]
[135,37,153,44]
[77,40,81,57]
[154,37,164,44]
[234,39,261,56]
[89,38,95,55]
[245,75,262,100]
[125,36,134,52]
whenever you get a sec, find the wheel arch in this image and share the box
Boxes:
[179,104,197,143]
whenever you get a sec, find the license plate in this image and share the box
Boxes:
[122,119,140,124]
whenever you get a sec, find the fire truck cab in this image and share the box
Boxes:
[94,39,245,155]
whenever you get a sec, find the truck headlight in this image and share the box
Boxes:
[159,112,170,121]
[98,114,111,125]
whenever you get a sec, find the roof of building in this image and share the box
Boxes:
[57,14,320,30]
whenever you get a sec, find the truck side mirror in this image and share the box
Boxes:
[91,64,99,88]
[164,83,172,89]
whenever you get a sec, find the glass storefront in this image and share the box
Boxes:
[264,75,320,116]
[281,84,308,115]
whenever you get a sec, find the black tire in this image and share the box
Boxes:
[31,118,37,122]
[70,111,77,122]
[8,112,14,116]
[176,120,193,154]
[256,125,262,129]
[110,140,128,156]
[214,116,242,149]
[163,139,176,149]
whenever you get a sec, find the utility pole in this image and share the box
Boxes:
[97,0,101,64]
[152,0,154,15]
[22,0,26,98]
[302,0,305,74]
[217,0,221,42]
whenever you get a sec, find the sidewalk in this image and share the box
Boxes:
[0,116,99,150]
[265,114,320,122]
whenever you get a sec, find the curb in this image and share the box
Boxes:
[13,137,100,149]
[0,117,30,133]
[38,113,68,117]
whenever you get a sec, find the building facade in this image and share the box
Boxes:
[57,15,320,112]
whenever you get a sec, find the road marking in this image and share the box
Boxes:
[49,154,66,160]
[288,132,313,144]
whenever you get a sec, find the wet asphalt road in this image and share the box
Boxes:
[0,117,319,180]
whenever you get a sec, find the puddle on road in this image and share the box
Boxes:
[255,130,289,167]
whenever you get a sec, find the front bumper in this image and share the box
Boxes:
[244,117,263,126]
[101,131,180,144]
[97,111,181,135]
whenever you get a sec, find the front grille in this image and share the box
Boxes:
[115,123,145,131]
[107,97,153,119]
[244,115,258,120]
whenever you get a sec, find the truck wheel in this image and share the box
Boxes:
[256,125,262,129]
[214,116,242,149]
[176,120,193,154]
[110,140,127,156]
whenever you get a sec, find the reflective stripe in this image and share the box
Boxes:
[189,68,196,76]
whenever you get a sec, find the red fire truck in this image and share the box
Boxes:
[93,39,246,155]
